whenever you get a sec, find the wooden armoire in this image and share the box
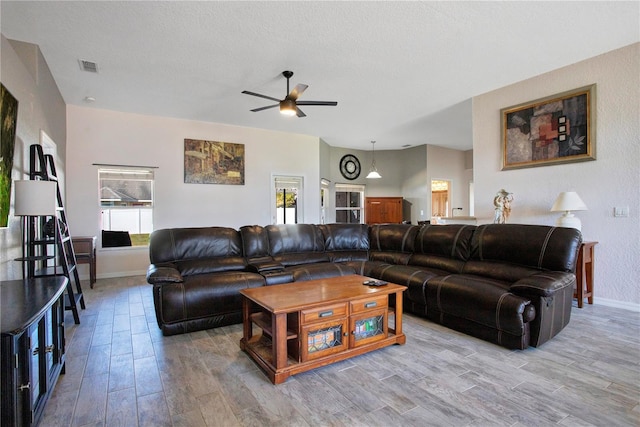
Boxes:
[365,197,403,224]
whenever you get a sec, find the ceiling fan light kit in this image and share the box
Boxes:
[243,71,337,118]
[279,99,297,116]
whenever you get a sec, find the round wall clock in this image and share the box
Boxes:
[339,154,361,180]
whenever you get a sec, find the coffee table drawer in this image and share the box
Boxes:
[300,303,347,325]
[350,295,388,313]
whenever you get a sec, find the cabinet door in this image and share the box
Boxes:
[301,318,348,362]
[365,197,403,224]
[349,308,388,348]
[29,320,43,424]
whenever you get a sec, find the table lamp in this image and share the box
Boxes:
[550,191,587,231]
[14,180,58,277]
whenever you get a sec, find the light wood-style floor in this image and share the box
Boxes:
[41,276,640,427]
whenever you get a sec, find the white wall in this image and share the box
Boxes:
[66,106,321,277]
[400,146,428,224]
[427,145,470,218]
[0,36,66,281]
[473,43,640,309]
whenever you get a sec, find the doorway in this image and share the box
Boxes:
[273,175,304,224]
[431,179,450,219]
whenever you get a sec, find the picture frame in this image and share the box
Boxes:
[1,83,19,228]
[501,84,596,170]
[184,139,245,185]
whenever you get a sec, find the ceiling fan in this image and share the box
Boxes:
[242,71,338,118]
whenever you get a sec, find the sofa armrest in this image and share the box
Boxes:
[146,263,183,284]
[510,271,575,298]
[246,257,284,274]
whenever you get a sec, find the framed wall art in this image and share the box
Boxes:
[184,139,245,185]
[501,84,596,170]
[1,83,19,228]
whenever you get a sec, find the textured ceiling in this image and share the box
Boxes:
[1,1,638,151]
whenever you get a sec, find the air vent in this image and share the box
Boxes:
[79,60,98,73]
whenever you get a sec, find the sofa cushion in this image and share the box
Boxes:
[370,264,449,307]
[177,257,247,275]
[319,223,369,262]
[240,225,270,258]
[408,254,466,274]
[413,224,475,260]
[426,274,533,336]
[369,223,419,252]
[369,223,418,265]
[149,227,243,264]
[470,224,582,273]
[155,271,265,326]
[462,260,540,283]
[288,262,357,282]
[266,224,329,266]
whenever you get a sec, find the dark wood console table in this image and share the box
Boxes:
[1,276,67,426]
[72,236,97,288]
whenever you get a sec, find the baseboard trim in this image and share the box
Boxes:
[93,270,147,280]
[594,297,640,312]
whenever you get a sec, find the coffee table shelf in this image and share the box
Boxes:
[250,312,298,340]
[240,275,407,384]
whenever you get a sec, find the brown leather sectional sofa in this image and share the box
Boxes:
[146,223,581,349]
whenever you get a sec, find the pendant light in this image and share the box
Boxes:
[366,141,382,179]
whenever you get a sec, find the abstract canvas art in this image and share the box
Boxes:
[501,85,595,170]
[184,139,245,185]
[1,83,19,227]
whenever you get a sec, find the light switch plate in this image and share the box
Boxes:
[614,206,629,217]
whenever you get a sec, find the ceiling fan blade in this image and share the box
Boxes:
[242,90,281,102]
[296,101,338,106]
[296,107,306,118]
[250,104,279,112]
[289,84,308,100]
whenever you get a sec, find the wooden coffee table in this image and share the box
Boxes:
[239,274,407,384]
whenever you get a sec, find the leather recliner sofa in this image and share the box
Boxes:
[146,223,581,349]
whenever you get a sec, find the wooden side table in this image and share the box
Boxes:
[575,241,597,308]
[72,236,97,288]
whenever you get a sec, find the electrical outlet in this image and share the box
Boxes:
[614,206,629,217]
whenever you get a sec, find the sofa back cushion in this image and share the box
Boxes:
[467,224,582,274]
[408,224,475,273]
[369,224,419,265]
[319,223,369,262]
[149,227,246,273]
[266,224,329,266]
[239,225,270,258]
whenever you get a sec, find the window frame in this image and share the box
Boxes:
[335,183,365,224]
[98,166,155,248]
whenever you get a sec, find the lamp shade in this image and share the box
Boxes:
[14,180,57,216]
[366,169,382,179]
[366,140,382,179]
[551,192,588,212]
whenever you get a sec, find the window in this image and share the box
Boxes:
[274,176,303,224]
[99,167,154,247]
[335,184,364,223]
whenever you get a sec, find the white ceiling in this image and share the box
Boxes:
[1,1,638,151]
